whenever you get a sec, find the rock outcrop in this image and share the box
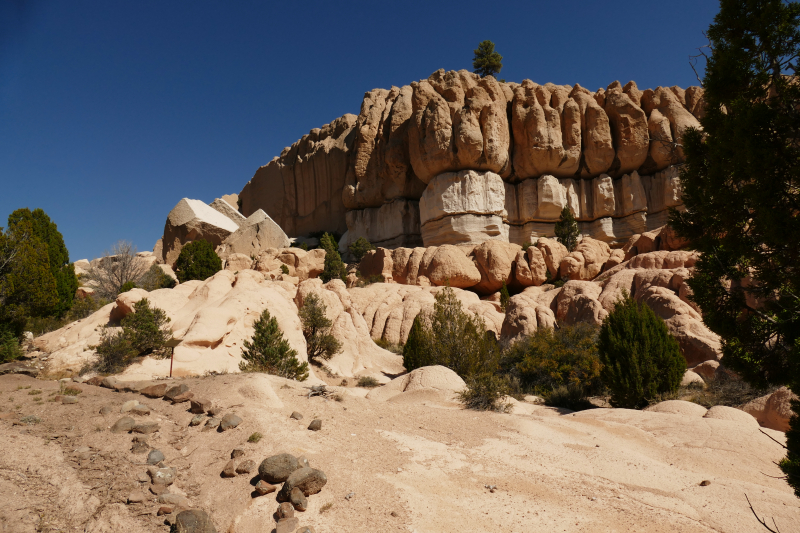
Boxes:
[236,70,705,249]
[160,199,240,267]
[216,209,291,260]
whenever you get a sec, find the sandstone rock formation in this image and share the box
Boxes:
[216,209,291,260]
[236,70,706,249]
[160,199,240,267]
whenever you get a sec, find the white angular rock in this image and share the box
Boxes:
[209,198,247,227]
[161,198,240,267]
[216,209,291,259]
[419,170,506,226]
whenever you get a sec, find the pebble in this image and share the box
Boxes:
[208,406,223,416]
[171,391,194,404]
[61,396,78,405]
[148,466,177,486]
[290,411,303,420]
[121,400,139,413]
[189,398,213,414]
[130,404,151,416]
[277,468,327,502]
[110,417,136,434]
[231,448,245,459]
[127,491,147,504]
[254,480,276,496]
[222,460,237,478]
[140,384,169,398]
[235,459,256,475]
[173,510,216,533]
[203,417,221,431]
[700,480,711,486]
[259,454,300,484]
[219,413,242,431]
[277,502,294,519]
[147,449,165,465]
[345,491,355,501]
[297,455,310,468]
[307,419,322,431]
[99,406,112,416]
[74,446,91,460]
[189,414,206,427]
[132,422,160,434]
[158,493,191,509]
[290,487,308,511]
[296,528,316,533]
[164,384,189,401]
[157,506,173,516]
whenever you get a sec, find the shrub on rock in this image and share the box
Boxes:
[93,327,137,373]
[299,293,342,364]
[403,286,500,379]
[319,233,346,283]
[122,298,172,357]
[239,308,308,381]
[174,239,221,283]
[598,293,686,408]
[458,373,511,412]
[348,237,375,262]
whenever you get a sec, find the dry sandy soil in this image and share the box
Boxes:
[0,371,797,533]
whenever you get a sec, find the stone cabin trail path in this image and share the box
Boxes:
[0,372,797,533]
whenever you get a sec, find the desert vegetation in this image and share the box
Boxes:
[239,308,309,381]
[174,239,222,283]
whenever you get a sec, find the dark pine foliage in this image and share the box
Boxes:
[174,240,222,283]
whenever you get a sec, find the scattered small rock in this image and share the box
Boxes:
[131,435,149,454]
[290,411,303,420]
[140,384,169,398]
[190,398,213,414]
[208,406,223,416]
[100,376,118,389]
[344,491,355,501]
[86,376,104,387]
[172,391,194,404]
[189,414,206,427]
[99,406,112,416]
[157,506,173,516]
[700,480,711,486]
[132,422,160,434]
[158,493,191,509]
[150,482,169,495]
[259,454,300,484]
[219,413,241,431]
[130,404,151,416]
[203,417,221,431]
[72,376,86,384]
[277,502,294,520]
[61,396,78,405]
[235,459,256,475]
[297,455,310,468]
[147,449,165,465]
[277,468,328,502]
[164,384,189,401]
[290,487,308,511]
[148,466,177,486]
[63,383,82,395]
[390,511,398,517]
[127,491,147,504]
[231,448,245,459]
[121,400,139,413]
[275,517,299,533]
[74,446,91,460]
[254,480,276,496]
[307,419,322,432]
[296,528,316,533]
[172,509,217,533]
[111,416,136,434]
[222,460,237,478]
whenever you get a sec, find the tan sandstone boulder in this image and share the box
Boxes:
[419,245,481,288]
[471,241,520,294]
[743,387,798,432]
[366,365,466,404]
[559,238,611,281]
[160,198,240,267]
[216,209,291,259]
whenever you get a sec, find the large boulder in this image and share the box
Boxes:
[366,365,466,403]
[209,198,246,227]
[420,245,481,288]
[742,387,798,432]
[160,198,240,267]
[471,240,520,294]
[216,209,291,259]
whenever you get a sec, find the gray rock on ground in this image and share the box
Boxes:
[219,413,241,431]
[277,468,328,502]
[290,487,308,511]
[307,419,322,431]
[147,449,165,465]
[164,384,189,401]
[172,509,218,533]
[254,480,277,496]
[111,417,136,434]
[259,454,300,484]
[235,459,256,475]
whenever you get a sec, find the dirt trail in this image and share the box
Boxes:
[0,372,797,533]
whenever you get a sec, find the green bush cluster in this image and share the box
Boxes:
[299,293,342,363]
[174,240,221,283]
[319,233,346,283]
[92,298,172,373]
[139,264,177,291]
[349,237,375,262]
[598,294,685,408]
[554,206,580,252]
[239,308,308,381]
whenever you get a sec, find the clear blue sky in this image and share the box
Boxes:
[0,0,720,261]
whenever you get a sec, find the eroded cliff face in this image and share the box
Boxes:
[238,69,704,250]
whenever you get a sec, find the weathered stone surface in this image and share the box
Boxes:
[419,170,506,226]
[290,487,308,512]
[209,198,246,227]
[160,198,239,267]
[742,387,798,432]
[111,417,135,434]
[172,509,217,533]
[235,459,256,475]
[254,479,276,495]
[189,398,213,414]
[258,454,300,484]
[140,383,169,398]
[216,209,291,259]
[221,460,236,478]
[240,114,356,238]
[164,384,189,401]
[308,419,322,431]
[420,245,481,288]
[472,240,520,294]
[132,422,160,434]
[219,413,241,431]
[277,467,328,501]
[340,199,422,251]
[603,84,649,176]
[147,449,165,465]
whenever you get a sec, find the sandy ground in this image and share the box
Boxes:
[0,372,797,533]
